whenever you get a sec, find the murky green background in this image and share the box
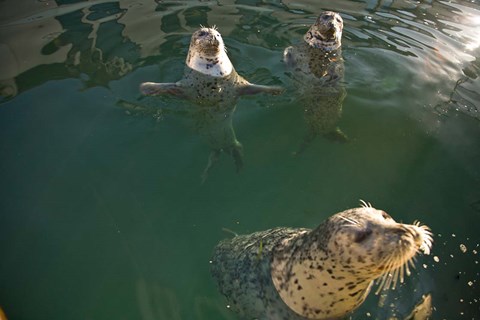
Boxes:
[0,0,479,319]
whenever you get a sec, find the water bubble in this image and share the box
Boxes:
[433,256,440,262]
[460,244,467,253]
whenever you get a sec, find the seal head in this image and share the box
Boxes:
[271,202,433,319]
[186,26,233,77]
[303,11,343,51]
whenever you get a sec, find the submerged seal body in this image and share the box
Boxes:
[140,27,282,177]
[284,11,347,153]
[211,202,433,320]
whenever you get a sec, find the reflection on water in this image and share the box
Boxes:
[2,0,477,116]
[0,0,479,319]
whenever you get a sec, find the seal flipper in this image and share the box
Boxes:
[140,82,185,97]
[294,127,347,155]
[230,141,244,173]
[237,84,284,96]
[283,46,297,69]
[403,293,433,320]
[201,150,221,184]
[324,127,348,143]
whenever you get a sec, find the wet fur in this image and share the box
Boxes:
[211,204,432,320]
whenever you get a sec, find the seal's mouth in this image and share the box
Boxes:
[374,222,433,294]
[314,24,337,41]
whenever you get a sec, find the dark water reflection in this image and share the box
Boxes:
[0,0,479,319]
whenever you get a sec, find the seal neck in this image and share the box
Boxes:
[186,49,233,78]
[271,227,373,319]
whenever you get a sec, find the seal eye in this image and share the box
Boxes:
[380,211,391,220]
[198,30,208,37]
[354,229,372,243]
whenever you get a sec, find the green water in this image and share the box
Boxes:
[0,0,479,319]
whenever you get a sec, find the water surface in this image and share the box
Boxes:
[0,0,479,319]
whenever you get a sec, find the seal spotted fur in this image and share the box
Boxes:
[140,26,282,176]
[284,11,347,153]
[211,202,433,320]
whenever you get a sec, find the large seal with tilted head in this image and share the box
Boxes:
[284,11,347,153]
[210,201,433,320]
[139,26,283,176]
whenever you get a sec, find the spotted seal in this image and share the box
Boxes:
[210,202,433,320]
[139,26,282,176]
[140,26,283,105]
[284,11,347,153]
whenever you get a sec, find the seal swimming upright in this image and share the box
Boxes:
[211,202,433,320]
[140,26,283,177]
[284,11,347,153]
[141,26,283,100]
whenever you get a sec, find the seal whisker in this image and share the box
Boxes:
[376,255,395,294]
[359,199,373,208]
[405,257,413,276]
[221,227,238,237]
[408,257,416,270]
[339,215,359,226]
[392,264,400,290]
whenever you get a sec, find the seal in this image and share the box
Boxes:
[284,11,347,153]
[139,26,283,176]
[140,26,283,104]
[210,201,433,320]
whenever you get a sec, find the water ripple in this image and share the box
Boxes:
[0,0,478,119]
